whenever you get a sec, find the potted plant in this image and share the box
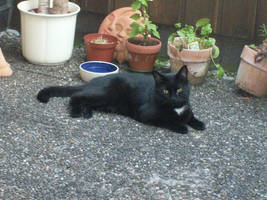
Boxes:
[17,0,80,65]
[126,0,161,72]
[167,18,224,84]
[235,24,267,97]
[83,33,118,62]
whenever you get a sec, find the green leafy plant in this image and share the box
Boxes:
[259,24,267,39]
[249,24,267,62]
[168,18,224,79]
[129,0,160,44]
[155,56,170,69]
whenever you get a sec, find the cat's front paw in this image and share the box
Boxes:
[82,108,93,119]
[70,109,82,118]
[195,121,205,131]
[176,125,188,134]
[188,117,206,131]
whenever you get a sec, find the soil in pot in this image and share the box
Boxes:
[128,38,159,46]
[91,37,114,45]
[126,37,162,72]
[84,33,118,62]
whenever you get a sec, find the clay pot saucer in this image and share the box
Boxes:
[98,7,141,63]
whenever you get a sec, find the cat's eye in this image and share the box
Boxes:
[176,88,183,93]
[163,89,169,95]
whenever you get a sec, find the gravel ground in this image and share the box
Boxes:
[0,34,266,200]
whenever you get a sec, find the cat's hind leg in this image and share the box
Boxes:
[69,94,89,118]
[69,88,107,118]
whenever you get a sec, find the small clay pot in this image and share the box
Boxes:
[84,33,118,62]
[236,45,267,97]
[126,37,161,72]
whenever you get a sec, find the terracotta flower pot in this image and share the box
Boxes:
[235,45,267,97]
[126,37,162,72]
[84,33,118,62]
[0,48,12,77]
[167,37,212,84]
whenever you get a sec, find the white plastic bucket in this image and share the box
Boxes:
[17,1,80,65]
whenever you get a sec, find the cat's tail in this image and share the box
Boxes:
[37,85,82,103]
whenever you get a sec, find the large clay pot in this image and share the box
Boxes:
[236,45,267,97]
[0,48,12,77]
[98,7,141,64]
[126,37,161,72]
[84,33,118,62]
[167,37,212,84]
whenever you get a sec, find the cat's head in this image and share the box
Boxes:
[152,65,190,108]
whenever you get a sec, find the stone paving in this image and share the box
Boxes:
[0,34,266,199]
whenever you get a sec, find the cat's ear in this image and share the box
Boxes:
[175,65,188,80]
[152,70,167,85]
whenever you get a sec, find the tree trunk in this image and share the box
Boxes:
[49,0,69,14]
[38,0,69,14]
[38,0,49,13]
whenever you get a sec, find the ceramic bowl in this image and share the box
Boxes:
[79,61,119,82]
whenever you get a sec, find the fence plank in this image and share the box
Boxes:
[219,0,257,39]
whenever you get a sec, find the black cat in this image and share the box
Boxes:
[37,66,205,134]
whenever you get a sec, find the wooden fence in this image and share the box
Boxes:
[71,0,267,40]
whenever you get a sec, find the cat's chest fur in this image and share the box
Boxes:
[174,105,188,116]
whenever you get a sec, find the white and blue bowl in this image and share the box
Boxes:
[79,61,119,82]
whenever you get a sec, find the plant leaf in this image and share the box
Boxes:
[196,18,210,28]
[147,23,160,39]
[216,64,225,79]
[131,1,141,10]
[140,0,148,7]
[201,24,212,37]
[174,23,181,29]
[177,30,185,38]
[208,37,216,45]
[212,45,220,58]
[147,23,157,30]
[130,13,141,20]
[248,44,257,49]
[129,22,143,38]
[152,29,160,39]
[168,33,177,43]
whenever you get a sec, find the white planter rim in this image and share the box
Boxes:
[17,1,80,18]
